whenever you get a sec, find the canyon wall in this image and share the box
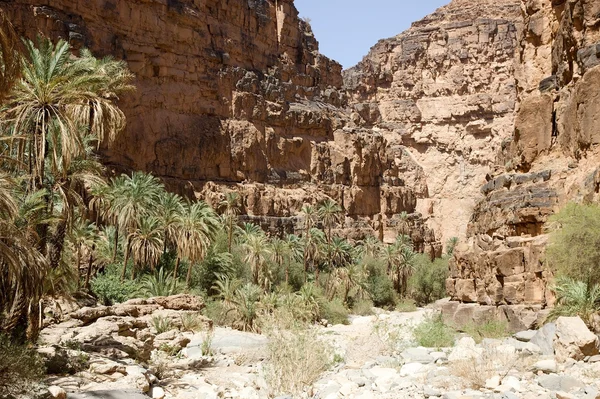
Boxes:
[6,0,600,315]
[446,0,600,321]
[1,0,440,252]
[344,0,522,245]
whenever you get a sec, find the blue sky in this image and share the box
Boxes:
[294,0,449,69]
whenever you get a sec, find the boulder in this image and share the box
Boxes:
[47,386,67,399]
[554,317,600,362]
[530,322,556,356]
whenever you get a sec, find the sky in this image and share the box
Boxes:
[294,0,450,69]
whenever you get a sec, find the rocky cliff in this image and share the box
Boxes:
[1,0,441,253]
[345,0,522,245]
[447,0,600,316]
[6,0,600,311]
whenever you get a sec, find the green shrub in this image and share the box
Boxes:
[395,298,418,312]
[203,299,235,327]
[362,257,396,308]
[90,265,140,305]
[462,320,509,343]
[151,315,173,334]
[412,314,455,348]
[139,267,182,298]
[319,298,349,325]
[547,203,600,287]
[0,334,45,397]
[351,299,374,316]
[408,255,448,306]
[548,277,600,326]
[180,313,205,332]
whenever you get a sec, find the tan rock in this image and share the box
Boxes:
[554,316,600,362]
[47,385,67,399]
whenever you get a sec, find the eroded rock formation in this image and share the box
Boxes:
[2,0,441,253]
[345,0,522,244]
[448,0,600,310]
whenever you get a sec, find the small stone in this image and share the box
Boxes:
[588,355,600,363]
[485,375,501,389]
[400,362,425,377]
[424,386,441,397]
[150,386,166,399]
[48,386,67,399]
[514,330,537,342]
[537,374,586,392]
[502,375,522,392]
[401,347,434,364]
[533,359,557,373]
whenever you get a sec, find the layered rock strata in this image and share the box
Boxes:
[449,0,600,309]
[344,0,522,244]
[2,0,439,253]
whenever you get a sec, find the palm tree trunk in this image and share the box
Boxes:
[84,246,95,290]
[112,228,119,263]
[48,217,68,270]
[303,249,308,283]
[185,262,194,288]
[227,217,233,253]
[173,256,181,278]
[120,237,131,281]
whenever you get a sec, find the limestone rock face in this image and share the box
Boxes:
[344,0,522,245]
[1,0,439,251]
[450,0,600,307]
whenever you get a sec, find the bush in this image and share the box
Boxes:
[180,313,205,332]
[203,299,235,327]
[0,334,45,397]
[395,298,417,313]
[363,257,396,308]
[319,298,349,325]
[351,299,374,316]
[462,320,509,343]
[264,317,332,396]
[548,277,600,327]
[139,267,182,298]
[546,203,600,287]
[408,255,448,306]
[412,314,455,348]
[151,315,173,334]
[90,265,140,305]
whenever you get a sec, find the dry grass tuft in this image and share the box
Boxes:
[262,311,332,396]
[451,342,524,389]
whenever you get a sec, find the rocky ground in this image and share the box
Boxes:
[37,297,600,399]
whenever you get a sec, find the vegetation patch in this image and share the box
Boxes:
[412,314,455,348]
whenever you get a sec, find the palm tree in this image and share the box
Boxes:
[318,199,343,271]
[47,136,105,270]
[330,236,354,268]
[176,200,219,287]
[358,235,382,259]
[242,231,272,289]
[300,204,317,280]
[67,218,99,288]
[0,175,48,339]
[108,172,163,281]
[219,192,240,253]
[2,37,133,191]
[157,192,184,255]
[128,216,164,279]
[395,243,416,297]
[270,237,289,281]
[303,227,326,282]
